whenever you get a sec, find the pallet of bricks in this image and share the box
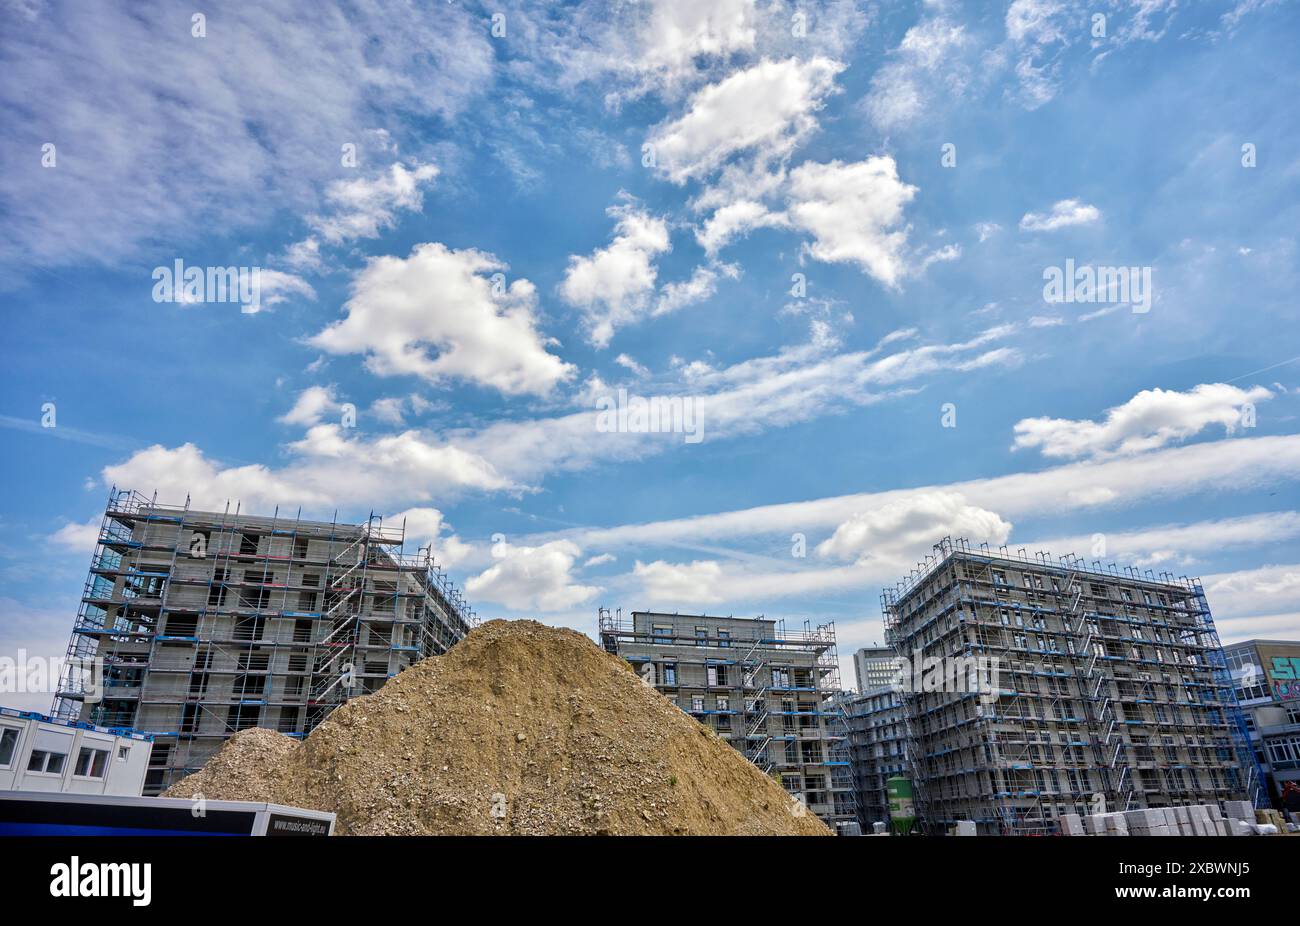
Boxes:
[1059,801,1297,836]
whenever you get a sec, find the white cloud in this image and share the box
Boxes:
[369,397,406,426]
[1006,0,1068,46]
[1004,0,1071,108]
[310,242,574,396]
[817,492,1013,564]
[279,385,343,427]
[975,222,1002,242]
[1019,198,1101,232]
[466,540,600,611]
[102,429,512,514]
[646,57,843,184]
[0,1,493,273]
[49,518,100,554]
[1012,383,1272,459]
[386,506,472,568]
[258,270,317,308]
[306,161,439,245]
[634,559,726,604]
[1034,511,1300,569]
[1204,563,1300,620]
[785,158,918,287]
[455,324,1022,486]
[653,262,735,316]
[584,553,616,568]
[696,199,789,255]
[559,201,671,347]
[614,354,649,378]
[863,15,969,131]
[541,434,1300,555]
[97,325,1021,513]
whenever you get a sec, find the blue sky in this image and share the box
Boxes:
[2,0,1299,707]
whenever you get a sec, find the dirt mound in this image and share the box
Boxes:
[166,619,830,835]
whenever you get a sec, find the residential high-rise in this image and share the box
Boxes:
[598,609,856,833]
[882,537,1260,835]
[52,489,474,794]
[1223,639,1300,803]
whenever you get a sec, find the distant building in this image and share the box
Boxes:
[599,609,856,832]
[845,684,907,831]
[1224,639,1300,802]
[883,538,1260,835]
[0,708,151,796]
[853,645,900,693]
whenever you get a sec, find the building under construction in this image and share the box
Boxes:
[52,489,474,794]
[598,609,856,832]
[882,537,1261,835]
[845,683,907,832]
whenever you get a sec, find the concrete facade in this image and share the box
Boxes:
[598,609,856,832]
[52,489,474,794]
[883,538,1258,835]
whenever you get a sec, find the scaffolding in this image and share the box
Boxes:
[598,608,857,832]
[882,537,1261,835]
[52,488,475,793]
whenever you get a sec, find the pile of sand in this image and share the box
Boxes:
[166,619,830,835]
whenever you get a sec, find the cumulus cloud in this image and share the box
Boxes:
[287,161,440,262]
[310,242,574,396]
[465,540,600,611]
[817,492,1012,564]
[1012,383,1272,460]
[1019,198,1101,232]
[785,158,918,287]
[696,198,790,255]
[102,429,513,514]
[386,506,473,568]
[646,57,843,183]
[279,385,344,427]
[559,201,671,347]
[49,518,101,554]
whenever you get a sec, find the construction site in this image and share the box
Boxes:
[882,537,1263,835]
[50,489,475,793]
[9,493,1294,839]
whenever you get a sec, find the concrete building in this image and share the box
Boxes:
[853,645,900,694]
[51,489,474,794]
[882,537,1259,835]
[0,707,151,796]
[844,684,907,832]
[1224,639,1300,802]
[598,609,856,832]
